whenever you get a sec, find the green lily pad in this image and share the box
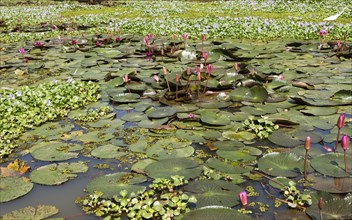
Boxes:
[196,101,232,109]
[183,206,252,220]
[30,121,74,137]
[121,112,147,122]
[200,110,231,126]
[330,89,352,103]
[146,137,194,160]
[308,174,351,193]
[268,130,303,147]
[213,140,245,150]
[0,176,34,203]
[258,152,306,177]
[306,191,352,219]
[145,158,202,179]
[246,86,268,103]
[310,153,352,177]
[1,205,59,219]
[110,93,140,103]
[131,159,157,174]
[137,117,169,129]
[217,146,261,162]
[76,130,114,143]
[184,179,243,208]
[300,106,337,116]
[222,130,257,142]
[147,106,176,119]
[30,141,82,162]
[30,161,88,185]
[268,177,292,190]
[86,172,147,199]
[175,130,206,143]
[91,144,127,159]
[206,158,252,174]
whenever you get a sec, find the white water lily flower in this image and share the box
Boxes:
[181,51,197,60]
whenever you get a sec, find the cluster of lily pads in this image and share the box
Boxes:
[1,0,351,43]
[0,78,100,158]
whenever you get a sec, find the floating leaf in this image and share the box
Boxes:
[1,205,59,220]
[310,153,352,177]
[147,106,176,119]
[205,158,252,174]
[30,141,81,162]
[145,158,202,179]
[30,161,88,185]
[91,144,127,159]
[86,172,147,199]
[0,176,33,203]
[183,206,252,220]
[184,179,243,208]
[268,130,303,147]
[308,174,351,193]
[200,110,231,126]
[258,152,306,177]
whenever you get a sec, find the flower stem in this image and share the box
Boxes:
[304,150,308,180]
[344,151,348,174]
[334,128,341,153]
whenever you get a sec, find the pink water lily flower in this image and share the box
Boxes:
[153,75,159,83]
[202,51,209,61]
[34,41,42,47]
[71,39,77,45]
[341,135,349,151]
[95,41,102,47]
[19,48,25,55]
[115,36,121,42]
[337,114,345,129]
[183,32,188,41]
[123,74,129,83]
[143,36,149,46]
[201,34,206,42]
[206,64,213,75]
[238,191,248,206]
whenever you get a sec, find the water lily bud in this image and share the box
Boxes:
[162,67,167,76]
[234,63,239,72]
[197,72,201,81]
[318,197,324,210]
[201,34,206,42]
[341,135,349,151]
[153,75,159,83]
[143,36,149,46]
[183,32,188,41]
[186,66,191,76]
[19,48,25,55]
[176,73,179,83]
[202,51,209,61]
[304,136,311,151]
[238,191,247,206]
[123,74,129,83]
[337,114,345,129]
[207,64,213,75]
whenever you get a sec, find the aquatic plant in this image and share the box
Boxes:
[303,136,311,180]
[334,113,345,152]
[76,176,197,219]
[341,135,349,174]
[0,79,100,158]
[243,116,279,139]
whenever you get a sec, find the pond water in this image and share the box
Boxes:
[0,35,351,219]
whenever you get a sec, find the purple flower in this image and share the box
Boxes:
[53,79,58,84]
[8,94,15,99]
[341,135,349,151]
[19,48,25,55]
[115,36,121,42]
[71,39,77,45]
[34,41,42,47]
[238,191,248,206]
[16,90,22,96]
[183,32,188,41]
[188,113,194,119]
[45,99,51,106]
[95,41,102,47]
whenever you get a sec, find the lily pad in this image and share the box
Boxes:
[86,172,147,199]
[146,137,194,160]
[30,121,74,137]
[217,146,262,162]
[91,144,127,159]
[268,130,303,147]
[0,176,33,203]
[300,106,337,116]
[110,93,140,103]
[121,112,147,122]
[310,153,352,177]
[306,191,352,219]
[183,206,252,220]
[1,205,59,219]
[147,106,176,119]
[184,179,243,208]
[258,152,306,177]
[308,174,352,193]
[131,159,157,174]
[30,161,88,185]
[200,110,231,126]
[145,158,202,179]
[205,158,252,174]
[30,141,82,162]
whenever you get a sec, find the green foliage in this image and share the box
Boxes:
[76,175,196,219]
[283,181,312,208]
[0,78,100,158]
[243,116,279,139]
[72,106,113,122]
